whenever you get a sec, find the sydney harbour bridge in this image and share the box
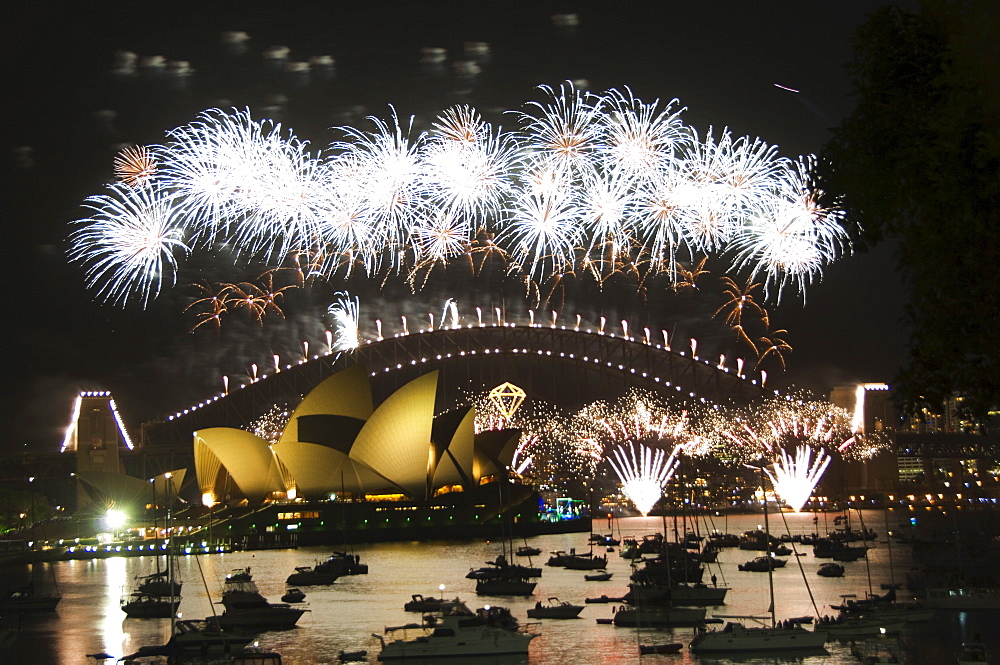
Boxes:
[144,320,771,447]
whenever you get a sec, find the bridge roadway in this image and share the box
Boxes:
[143,323,772,446]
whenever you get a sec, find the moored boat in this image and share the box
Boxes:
[689,617,828,653]
[121,592,181,619]
[280,588,306,603]
[527,597,584,619]
[217,568,307,630]
[958,641,989,664]
[612,605,706,627]
[374,599,538,660]
[818,562,845,577]
[584,572,613,582]
[285,566,338,586]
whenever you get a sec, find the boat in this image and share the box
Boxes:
[527,597,584,619]
[562,552,608,570]
[516,545,541,556]
[280,588,306,603]
[689,466,828,654]
[404,594,458,612]
[639,642,683,654]
[851,634,904,664]
[135,567,182,598]
[613,605,707,627]
[924,586,1000,610]
[738,555,786,572]
[958,641,990,664]
[231,645,283,665]
[817,613,906,638]
[585,595,625,604]
[475,575,536,596]
[595,618,614,624]
[0,585,61,612]
[120,591,181,618]
[121,618,254,659]
[625,581,728,606]
[338,649,368,662]
[374,599,538,660]
[584,572,613,581]
[818,562,846,577]
[314,551,369,576]
[466,554,540,579]
[217,567,307,630]
[285,566,338,586]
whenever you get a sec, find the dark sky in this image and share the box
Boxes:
[5,1,914,450]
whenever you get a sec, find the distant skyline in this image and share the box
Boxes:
[7,2,912,450]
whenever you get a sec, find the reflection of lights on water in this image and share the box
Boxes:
[100,557,129,658]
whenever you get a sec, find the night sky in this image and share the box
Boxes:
[5,1,913,451]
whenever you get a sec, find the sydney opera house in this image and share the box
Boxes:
[59,364,567,548]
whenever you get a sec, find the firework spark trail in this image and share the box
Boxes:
[607,442,682,516]
[71,86,849,309]
[763,444,831,513]
[328,292,360,351]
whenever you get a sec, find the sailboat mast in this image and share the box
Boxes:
[761,467,776,629]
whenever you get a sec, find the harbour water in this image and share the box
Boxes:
[4,511,997,664]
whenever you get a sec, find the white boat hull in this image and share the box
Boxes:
[690,624,828,653]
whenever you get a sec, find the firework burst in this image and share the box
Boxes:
[607,442,682,516]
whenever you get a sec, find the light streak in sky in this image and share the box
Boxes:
[773,83,801,93]
[607,442,681,516]
[71,86,849,309]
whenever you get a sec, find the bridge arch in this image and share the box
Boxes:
[145,323,772,445]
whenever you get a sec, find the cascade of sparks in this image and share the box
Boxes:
[328,292,360,351]
[607,442,682,516]
[763,445,831,513]
[70,84,849,308]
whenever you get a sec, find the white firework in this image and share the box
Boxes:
[607,442,682,516]
[515,81,603,176]
[597,87,689,178]
[328,292,360,351]
[764,444,831,513]
[69,183,189,308]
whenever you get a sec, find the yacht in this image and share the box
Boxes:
[374,599,538,660]
[689,616,828,653]
[217,568,307,630]
[612,605,706,627]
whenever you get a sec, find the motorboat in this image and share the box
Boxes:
[958,641,990,664]
[217,568,307,630]
[816,613,906,638]
[285,566,338,586]
[584,572,613,582]
[526,597,584,619]
[612,605,706,627]
[121,619,253,659]
[404,594,459,613]
[818,562,846,577]
[338,649,368,662]
[121,592,180,618]
[475,575,536,596]
[515,545,541,556]
[374,599,538,660]
[738,555,786,572]
[689,617,828,653]
[280,588,306,603]
[924,586,1000,610]
[315,551,369,576]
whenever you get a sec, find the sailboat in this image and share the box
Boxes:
[689,466,828,653]
[474,476,538,597]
